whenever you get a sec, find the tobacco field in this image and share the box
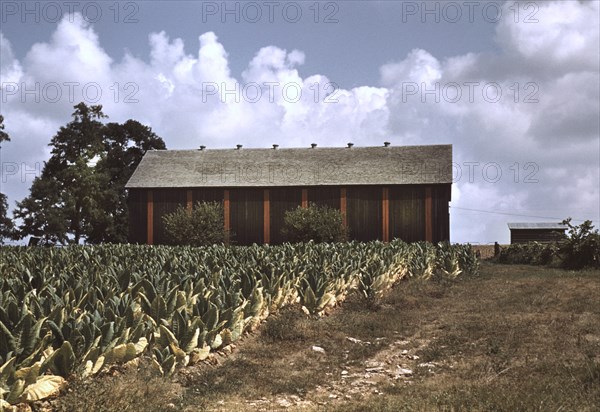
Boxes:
[0,240,478,406]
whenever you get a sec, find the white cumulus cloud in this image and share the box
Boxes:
[0,1,598,243]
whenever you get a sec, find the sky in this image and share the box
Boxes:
[0,0,599,244]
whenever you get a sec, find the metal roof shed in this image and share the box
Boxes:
[507,222,567,244]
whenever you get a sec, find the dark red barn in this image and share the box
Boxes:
[125,143,452,245]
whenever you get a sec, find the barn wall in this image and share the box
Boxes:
[510,229,566,244]
[191,188,223,204]
[389,186,425,242]
[230,188,264,245]
[127,189,147,244]
[129,184,451,246]
[347,186,383,241]
[308,187,341,209]
[431,184,451,243]
[152,189,186,244]
[269,187,302,244]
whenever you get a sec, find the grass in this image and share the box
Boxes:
[52,262,600,411]
[52,361,182,412]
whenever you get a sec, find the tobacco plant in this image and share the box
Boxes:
[0,240,478,405]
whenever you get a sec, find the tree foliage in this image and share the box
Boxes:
[13,103,166,244]
[162,201,227,246]
[0,192,14,244]
[560,218,600,269]
[86,120,166,243]
[281,203,348,243]
[0,114,15,243]
[0,114,9,143]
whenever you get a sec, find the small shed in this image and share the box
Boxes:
[507,223,567,244]
[125,144,453,245]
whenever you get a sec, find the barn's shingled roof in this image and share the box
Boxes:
[125,144,452,188]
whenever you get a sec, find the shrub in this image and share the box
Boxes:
[532,242,559,265]
[162,201,227,246]
[560,218,600,269]
[281,203,348,243]
[497,242,559,266]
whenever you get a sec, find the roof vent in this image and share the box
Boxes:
[311,143,317,149]
[199,145,206,151]
[236,144,243,150]
[272,144,279,150]
[347,142,354,148]
[384,141,391,147]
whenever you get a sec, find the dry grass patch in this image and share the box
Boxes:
[52,360,183,412]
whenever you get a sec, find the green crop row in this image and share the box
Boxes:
[0,240,478,406]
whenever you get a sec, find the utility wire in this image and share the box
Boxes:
[450,206,596,222]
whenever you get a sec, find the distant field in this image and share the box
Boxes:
[471,244,506,260]
[55,262,600,411]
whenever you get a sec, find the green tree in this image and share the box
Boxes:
[13,104,166,244]
[162,201,227,246]
[12,176,69,244]
[0,114,15,243]
[281,203,348,243]
[14,104,105,244]
[86,120,166,243]
[560,218,600,269]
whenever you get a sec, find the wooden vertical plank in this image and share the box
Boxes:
[147,190,154,245]
[340,187,347,227]
[263,189,270,244]
[346,186,383,241]
[230,188,264,245]
[301,188,308,208]
[307,187,340,209]
[382,187,389,242]
[269,188,302,244]
[425,187,433,242]
[186,189,193,212]
[224,189,230,239]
